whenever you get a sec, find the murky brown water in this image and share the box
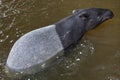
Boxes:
[0,0,120,80]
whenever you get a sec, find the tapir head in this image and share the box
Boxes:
[73,8,114,31]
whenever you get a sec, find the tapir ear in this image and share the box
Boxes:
[72,10,79,15]
[78,12,89,20]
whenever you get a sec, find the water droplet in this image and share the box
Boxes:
[6,35,9,38]
[15,73,19,75]
[79,52,82,54]
[76,58,80,61]
[20,72,23,74]
[72,10,76,14]
[28,78,30,80]
[56,56,59,59]
[16,35,20,37]
[81,43,85,47]
[72,63,75,65]
[0,31,3,34]
[0,39,3,42]
[10,40,14,43]
[41,63,46,68]
[66,66,69,68]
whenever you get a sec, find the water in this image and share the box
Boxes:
[0,0,120,80]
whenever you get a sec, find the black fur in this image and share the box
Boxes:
[55,8,114,48]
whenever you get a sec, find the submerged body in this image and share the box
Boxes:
[6,8,114,74]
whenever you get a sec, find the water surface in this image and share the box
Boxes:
[0,0,120,80]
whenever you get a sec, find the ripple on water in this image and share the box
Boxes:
[51,39,95,77]
[0,0,20,45]
[0,35,9,43]
[106,76,120,80]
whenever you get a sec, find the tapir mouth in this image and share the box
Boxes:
[101,10,114,22]
[93,10,114,29]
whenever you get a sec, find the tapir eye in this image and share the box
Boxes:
[79,13,89,20]
[97,11,103,16]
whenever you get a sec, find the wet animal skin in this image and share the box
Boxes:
[6,8,114,74]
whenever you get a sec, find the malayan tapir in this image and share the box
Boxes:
[6,8,114,75]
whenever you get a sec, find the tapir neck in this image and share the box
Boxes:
[55,15,86,49]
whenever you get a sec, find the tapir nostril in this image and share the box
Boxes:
[105,10,114,18]
[109,11,114,18]
[101,10,114,21]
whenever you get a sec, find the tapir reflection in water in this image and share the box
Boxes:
[6,8,114,74]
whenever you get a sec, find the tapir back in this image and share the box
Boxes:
[6,25,63,73]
